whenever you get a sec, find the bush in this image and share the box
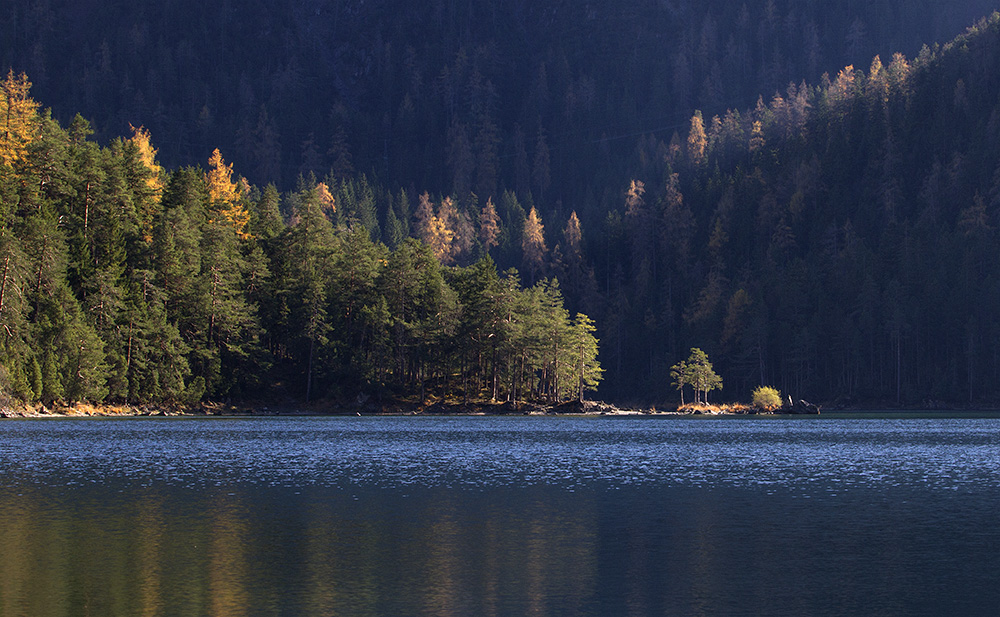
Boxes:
[752,386,782,409]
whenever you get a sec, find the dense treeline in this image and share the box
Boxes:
[0,78,600,405]
[7,5,1000,406]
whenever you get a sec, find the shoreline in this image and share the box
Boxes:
[2,399,996,419]
[0,399,665,419]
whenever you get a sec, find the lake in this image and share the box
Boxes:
[1,415,999,616]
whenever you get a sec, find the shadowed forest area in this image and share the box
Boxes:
[3,1,1000,406]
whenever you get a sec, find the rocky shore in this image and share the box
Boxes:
[0,398,820,418]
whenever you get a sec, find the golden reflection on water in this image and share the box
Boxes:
[135,493,165,617]
[207,495,250,617]
[0,498,38,616]
[422,497,462,616]
[303,501,340,616]
[0,487,602,617]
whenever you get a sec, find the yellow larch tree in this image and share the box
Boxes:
[206,148,251,239]
[314,182,337,216]
[479,197,500,253]
[130,125,165,242]
[0,71,41,167]
[207,148,238,203]
[130,125,164,196]
[522,206,547,284]
[687,110,707,166]
[429,197,456,264]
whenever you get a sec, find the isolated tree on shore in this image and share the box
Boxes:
[671,348,722,404]
[669,359,688,405]
[569,313,602,402]
[686,348,722,403]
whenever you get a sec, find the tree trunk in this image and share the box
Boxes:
[0,253,9,317]
[306,337,315,403]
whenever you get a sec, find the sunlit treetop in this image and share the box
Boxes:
[0,70,41,167]
[129,124,164,198]
[206,148,251,239]
[315,182,337,216]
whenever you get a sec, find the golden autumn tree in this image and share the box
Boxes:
[564,210,583,261]
[479,197,501,253]
[206,149,251,239]
[413,192,436,246]
[413,192,458,264]
[130,125,164,195]
[314,182,337,216]
[0,71,41,167]
[522,206,547,285]
[687,110,707,165]
[429,197,456,264]
[130,125,165,242]
[749,120,765,153]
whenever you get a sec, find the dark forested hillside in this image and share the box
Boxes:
[623,13,1000,406]
[4,4,1000,407]
[1,0,994,195]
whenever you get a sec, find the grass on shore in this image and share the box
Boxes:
[677,402,761,414]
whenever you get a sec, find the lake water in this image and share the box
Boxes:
[1,415,999,616]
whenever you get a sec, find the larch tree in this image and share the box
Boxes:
[687,110,707,166]
[437,196,467,264]
[522,206,547,285]
[564,211,584,261]
[0,71,40,167]
[413,192,437,248]
[129,125,164,198]
[428,198,456,264]
[206,149,251,240]
[479,196,501,254]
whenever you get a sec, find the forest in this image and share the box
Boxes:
[5,2,1000,406]
[0,85,601,406]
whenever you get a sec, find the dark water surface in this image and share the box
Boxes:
[1,416,999,616]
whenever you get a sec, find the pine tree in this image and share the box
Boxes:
[278,184,337,401]
[330,226,389,382]
[681,348,722,404]
[0,223,31,400]
[568,313,602,401]
[669,360,688,405]
[251,184,285,241]
[122,269,190,403]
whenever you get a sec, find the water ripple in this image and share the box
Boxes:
[2,416,999,495]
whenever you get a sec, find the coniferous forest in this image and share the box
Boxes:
[4,2,1000,406]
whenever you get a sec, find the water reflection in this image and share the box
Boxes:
[0,489,606,616]
[1,417,1000,616]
